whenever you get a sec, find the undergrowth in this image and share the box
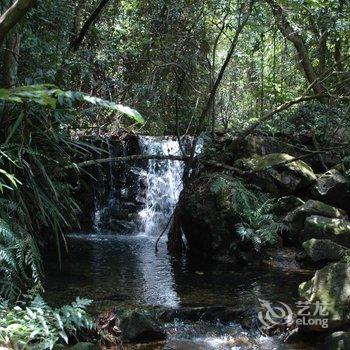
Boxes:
[211,176,288,250]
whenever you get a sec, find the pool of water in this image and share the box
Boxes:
[45,233,318,349]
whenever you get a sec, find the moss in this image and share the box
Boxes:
[248,153,316,180]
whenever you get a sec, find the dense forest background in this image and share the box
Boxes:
[2,0,350,135]
[0,0,350,348]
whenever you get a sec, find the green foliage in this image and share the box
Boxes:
[0,218,42,300]
[211,176,288,249]
[0,84,143,299]
[0,85,144,124]
[0,294,94,350]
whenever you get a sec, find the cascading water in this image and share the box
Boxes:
[137,136,185,236]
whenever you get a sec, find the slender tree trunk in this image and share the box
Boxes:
[2,32,21,87]
[0,0,35,47]
[70,0,111,52]
[167,0,255,254]
[266,0,326,99]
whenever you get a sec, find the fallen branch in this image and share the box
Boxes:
[66,154,187,169]
[155,211,175,253]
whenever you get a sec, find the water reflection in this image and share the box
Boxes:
[46,234,311,314]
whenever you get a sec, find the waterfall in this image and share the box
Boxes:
[137,136,185,236]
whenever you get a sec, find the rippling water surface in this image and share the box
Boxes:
[45,233,318,350]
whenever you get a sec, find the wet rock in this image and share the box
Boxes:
[323,331,350,350]
[302,238,350,262]
[235,153,316,195]
[284,200,347,233]
[299,262,350,330]
[312,169,350,211]
[303,216,350,247]
[119,311,166,343]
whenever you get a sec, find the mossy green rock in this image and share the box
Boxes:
[182,175,239,254]
[299,262,350,329]
[302,238,350,262]
[303,216,350,247]
[235,153,316,195]
[284,200,347,233]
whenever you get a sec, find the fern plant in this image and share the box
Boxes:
[0,85,144,300]
[212,176,288,250]
[0,294,94,350]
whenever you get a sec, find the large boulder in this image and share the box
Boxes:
[303,216,350,247]
[285,200,347,232]
[227,134,293,160]
[312,169,350,212]
[181,175,239,255]
[235,153,316,195]
[302,238,350,262]
[299,262,350,330]
[119,311,166,343]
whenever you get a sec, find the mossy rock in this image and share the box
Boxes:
[235,153,316,195]
[299,262,350,330]
[302,238,350,262]
[182,175,239,255]
[312,169,350,212]
[285,200,347,233]
[303,216,350,247]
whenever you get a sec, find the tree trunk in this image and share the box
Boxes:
[0,0,35,47]
[266,0,326,98]
[2,32,21,87]
[70,0,111,52]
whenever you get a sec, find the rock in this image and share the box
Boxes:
[119,311,166,343]
[284,200,347,233]
[312,169,350,211]
[323,331,350,350]
[302,238,350,262]
[303,216,350,247]
[181,175,239,255]
[235,153,316,195]
[270,196,305,217]
[69,343,99,350]
[227,134,293,160]
[299,262,350,330]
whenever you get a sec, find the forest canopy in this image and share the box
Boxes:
[0,0,350,348]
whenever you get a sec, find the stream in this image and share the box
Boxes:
[45,136,320,349]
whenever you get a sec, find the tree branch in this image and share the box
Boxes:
[0,0,36,47]
[70,0,111,52]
